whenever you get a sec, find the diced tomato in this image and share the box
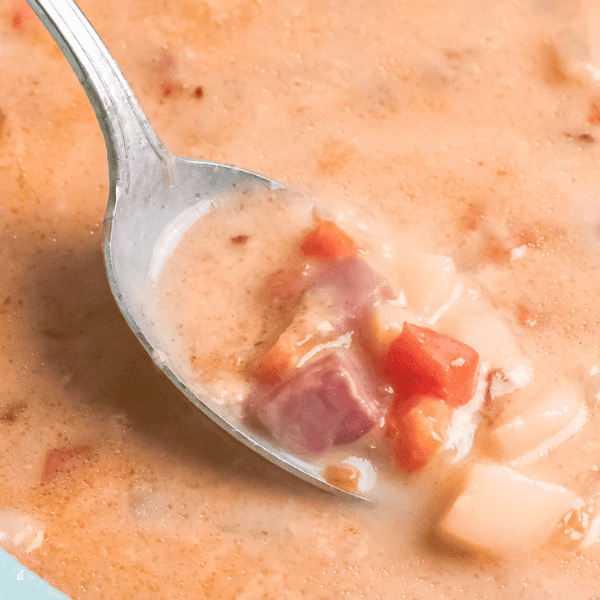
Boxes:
[322,463,360,492]
[482,231,514,263]
[41,444,93,485]
[314,256,391,325]
[589,102,600,126]
[384,322,479,410]
[252,345,292,383]
[386,397,453,473]
[461,202,485,232]
[11,1,36,31]
[514,224,538,248]
[517,301,538,327]
[300,220,359,260]
[516,300,550,328]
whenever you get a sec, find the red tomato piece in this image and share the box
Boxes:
[251,345,292,383]
[384,322,479,410]
[11,1,36,31]
[589,102,600,126]
[386,397,453,473]
[41,444,93,485]
[300,220,359,260]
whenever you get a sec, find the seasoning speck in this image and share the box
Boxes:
[231,235,249,244]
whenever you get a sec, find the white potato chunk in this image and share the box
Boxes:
[393,251,456,316]
[368,301,420,357]
[489,388,585,461]
[440,463,577,555]
[581,510,600,554]
[437,307,532,395]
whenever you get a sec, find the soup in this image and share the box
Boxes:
[4,0,600,597]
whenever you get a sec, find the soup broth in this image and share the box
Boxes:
[4,0,600,597]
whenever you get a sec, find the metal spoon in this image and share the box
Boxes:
[26,0,368,499]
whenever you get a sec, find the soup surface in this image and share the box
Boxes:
[3,0,600,597]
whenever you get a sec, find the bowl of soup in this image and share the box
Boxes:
[4,0,600,597]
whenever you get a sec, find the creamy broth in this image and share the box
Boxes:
[4,0,600,597]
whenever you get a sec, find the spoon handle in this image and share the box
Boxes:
[26,0,168,192]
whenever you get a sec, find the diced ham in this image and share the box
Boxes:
[246,350,383,455]
[314,257,392,322]
[255,257,390,381]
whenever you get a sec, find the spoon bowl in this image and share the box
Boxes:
[27,0,366,500]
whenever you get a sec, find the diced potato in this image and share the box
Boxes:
[437,307,532,395]
[489,388,585,460]
[440,463,577,555]
[393,251,456,316]
[369,301,420,357]
[581,511,600,554]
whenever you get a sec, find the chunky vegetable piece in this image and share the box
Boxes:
[440,464,577,555]
[253,346,294,384]
[385,397,453,473]
[322,463,361,492]
[392,251,457,316]
[369,302,419,358]
[246,350,382,455]
[315,256,391,322]
[437,308,532,396]
[253,258,389,381]
[384,323,479,411]
[252,288,343,383]
[262,263,314,313]
[489,388,584,460]
[300,220,359,260]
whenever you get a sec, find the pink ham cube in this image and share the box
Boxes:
[246,350,383,455]
[315,257,392,322]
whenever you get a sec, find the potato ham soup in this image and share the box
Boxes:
[4,0,600,597]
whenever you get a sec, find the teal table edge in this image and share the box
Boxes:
[0,549,70,599]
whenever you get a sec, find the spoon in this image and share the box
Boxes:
[26,0,368,500]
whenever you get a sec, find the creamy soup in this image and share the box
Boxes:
[4,0,600,597]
